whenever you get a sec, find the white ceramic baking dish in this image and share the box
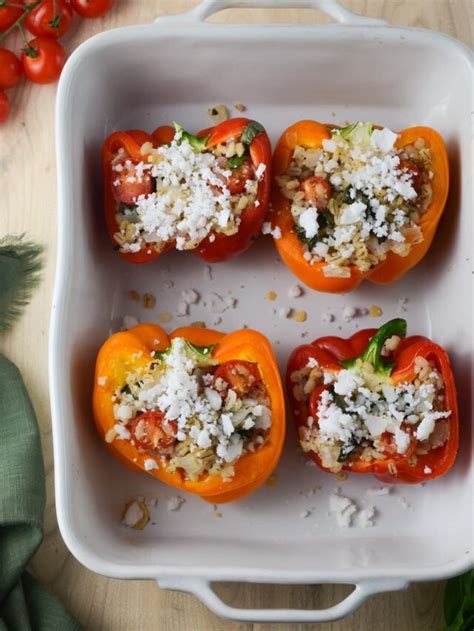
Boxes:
[50,0,474,623]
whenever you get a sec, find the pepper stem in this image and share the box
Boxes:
[173,122,209,153]
[341,318,407,377]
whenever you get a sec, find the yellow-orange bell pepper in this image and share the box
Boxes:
[93,324,285,504]
[270,120,449,293]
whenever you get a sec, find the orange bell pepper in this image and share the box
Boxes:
[287,319,458,483]
[270,120,449,293]
[93,324,285,503]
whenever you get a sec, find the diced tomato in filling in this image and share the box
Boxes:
[225,158,255,195]
[399,159,422,192]
[130,411,176,454]
[112,160,153,204]
[212,360,261,396]
[300,176,332,209]
[376,426,417,459]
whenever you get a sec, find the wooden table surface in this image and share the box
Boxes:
[1,1,472,629]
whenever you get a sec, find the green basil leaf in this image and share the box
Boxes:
[227,154,247,169]
[241,120,265,146]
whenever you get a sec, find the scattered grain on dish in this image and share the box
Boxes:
[191,320,206,328]
[265,473,277,487]
[129,290,139,301]
[143,292,156,309]
[266,290,277,301]
[369,304,383,317]
[159,311,173,323]
[293,309,307,323]
[234,103,246,112]
[208,104,229,124]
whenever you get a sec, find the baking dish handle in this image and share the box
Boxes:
[156,0,387,26]
[157,576,408,623]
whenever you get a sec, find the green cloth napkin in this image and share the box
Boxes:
[0,236,81,630]
[0,355,81,631]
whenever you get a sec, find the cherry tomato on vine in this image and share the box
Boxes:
[25,0,73,39]
[0,91,10,123]
[0,48,22,90]
[22,37,66,84]
[70,0,114,18]
[0,1,24,33]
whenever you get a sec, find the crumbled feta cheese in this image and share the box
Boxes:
[123,315,139,330]
[261,221,282,239]
[299,207,318,239]
[307,357,318,369]
[321,311,335,323]
[340,201,366,225]
[424,466,432,475]
[342,306,357,322]
[330,490,358,527]
[255,163,266,179]
[288,284,303,298]
[181,289,199,304]
[167,496,185,511]
[359,506,376,528]
[278,306,291,319]
[144,458,158,471]
[176,302,189,317]
[97,376,107,386]
[371,127,398,152]
[113,404,134,423]
[367,487,391,496]
[113,423,131,440]
[122,500,149,529]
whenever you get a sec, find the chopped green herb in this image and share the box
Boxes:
[227,154,247,170]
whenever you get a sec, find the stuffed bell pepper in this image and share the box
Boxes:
[103,118,271,263]
[269,120,449,292]
[287,319,458,483]
[93,324,285,503]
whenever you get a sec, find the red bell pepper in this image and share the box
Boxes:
[287,319,458,484]
[102,118,271,264]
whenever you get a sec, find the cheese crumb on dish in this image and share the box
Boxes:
[294,355,451,474]
[330,489,358,527]
[261,221,282,239]
[122,499,150,530]
[288,284,303,298]
[109,338,272,482]
[123,315,139,330]
[167,496,185,511]
[277,122,433,275]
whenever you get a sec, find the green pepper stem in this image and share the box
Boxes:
[342,318,407,377]
[173,122,209,153]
